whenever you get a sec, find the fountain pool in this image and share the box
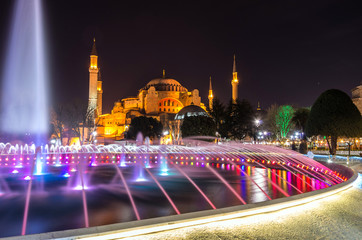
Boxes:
[0,142,350,238]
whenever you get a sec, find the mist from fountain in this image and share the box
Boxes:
[0,0,49,144]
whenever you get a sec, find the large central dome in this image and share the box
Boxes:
[143,78,188,92]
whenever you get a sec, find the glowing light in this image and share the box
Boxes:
[74,185,89,190]
[78,180,354,240]
[24,176,31,181]
[135,178,147,182]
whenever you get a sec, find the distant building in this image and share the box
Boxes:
[87,43,207,139]
[352,83,362,114]
[96,73,206,139]
[87,41,242,140]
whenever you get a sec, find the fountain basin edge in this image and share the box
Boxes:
[2,165,357,240]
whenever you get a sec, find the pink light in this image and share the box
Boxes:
[143,166,180,215]
[172,161,216,209]
[114,164,140,220]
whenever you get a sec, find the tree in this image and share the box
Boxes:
[276,105,295,139]
[223,99,254,140]
[127,116,163,140]
[291,107,310,136]
[292,107,310,153]
[65,100,95,145]
[50,105,66,144]
[265,104,279,140]
[181,116,216,137]
[208,97,226,136]
[305,89,362,155]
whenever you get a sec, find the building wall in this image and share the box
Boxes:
[96,79,205,139]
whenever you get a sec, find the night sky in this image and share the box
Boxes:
[1,0,362,113]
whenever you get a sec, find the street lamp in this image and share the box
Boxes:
[254,119,261,143]
[255,119,261,128]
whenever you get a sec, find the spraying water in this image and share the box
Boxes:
[1,0,49,142]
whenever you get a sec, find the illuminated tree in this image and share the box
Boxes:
[306,89,362,155]
[276,105,295,139]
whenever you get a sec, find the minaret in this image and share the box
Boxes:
[208,76,214,110]
[97,70,103,116]
[231,54,239,104]
[88,38,99,119]
[257,101,261,111]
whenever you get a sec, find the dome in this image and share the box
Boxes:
[175,104,209,120]
[143,78,187,92]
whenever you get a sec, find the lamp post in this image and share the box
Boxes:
[255,119,261,143]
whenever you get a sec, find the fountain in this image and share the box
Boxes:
[0,0,354,238]
[0,0,49,144]
[0,141,352,237]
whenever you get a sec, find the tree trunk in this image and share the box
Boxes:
[331,135,337,155]
[326,137,332,154]
[326,136,337,155]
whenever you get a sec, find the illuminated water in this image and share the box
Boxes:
[0,0,48,140]
[0,142,350,238]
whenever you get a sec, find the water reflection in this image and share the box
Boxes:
[0,161,333,237]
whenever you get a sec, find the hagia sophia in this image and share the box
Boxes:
[87,40,239,140]
[86,39,362,142]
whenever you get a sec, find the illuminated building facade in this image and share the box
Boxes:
[96,69,206,139]
[208,77,213,110]
[88,39,103,119]
[231,54,239,104]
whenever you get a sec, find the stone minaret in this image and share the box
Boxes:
[88,38,99,119]
[97,70,103,116]
[257,101,261,111]
[231,54,239,104]
[208,76,214,110]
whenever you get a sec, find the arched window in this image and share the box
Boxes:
[158,98,183,112]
